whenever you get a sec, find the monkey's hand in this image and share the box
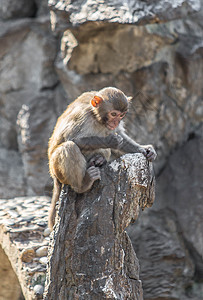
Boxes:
[140,145,157,162]
[105,134,123,149]
[88,155,107,168]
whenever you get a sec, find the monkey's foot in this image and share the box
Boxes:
[86,166,101,181]
[74,166,101,193]
[88,155,107,167]
[80,166,101,193]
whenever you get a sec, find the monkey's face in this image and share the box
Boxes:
[106,110,126,130]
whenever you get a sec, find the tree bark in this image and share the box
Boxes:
[44,153,155,300]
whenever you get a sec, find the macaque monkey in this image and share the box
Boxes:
[48,87,157,230]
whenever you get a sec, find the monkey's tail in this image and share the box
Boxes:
[48,177,62,231]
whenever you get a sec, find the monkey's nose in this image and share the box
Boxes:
[114,119,120,126]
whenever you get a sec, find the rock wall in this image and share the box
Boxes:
[128,138,203,299]
[0,0,66,197]
[0,0,203,299]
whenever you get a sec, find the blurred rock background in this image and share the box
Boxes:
[0,0,202,299]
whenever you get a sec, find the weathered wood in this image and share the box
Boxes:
[44,153,155,300]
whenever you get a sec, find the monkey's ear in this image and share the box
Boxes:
[91,96,103,108]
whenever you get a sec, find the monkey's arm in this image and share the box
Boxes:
[73,135,123,151]
[117,130,157,161]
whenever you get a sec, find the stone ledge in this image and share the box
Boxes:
[0,196,51,300]
[49,0,201,30]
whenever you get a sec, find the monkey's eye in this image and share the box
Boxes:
[110,112,117,117]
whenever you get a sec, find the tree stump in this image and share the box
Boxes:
[44,153,155,300]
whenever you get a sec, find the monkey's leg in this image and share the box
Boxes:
[50,141,101,194]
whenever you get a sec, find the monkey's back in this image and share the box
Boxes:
[48,91,111,160]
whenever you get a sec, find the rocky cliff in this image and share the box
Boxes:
[0,0,202,299]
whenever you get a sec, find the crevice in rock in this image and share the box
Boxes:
[183,237,203,280]
[187,131,196,141]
